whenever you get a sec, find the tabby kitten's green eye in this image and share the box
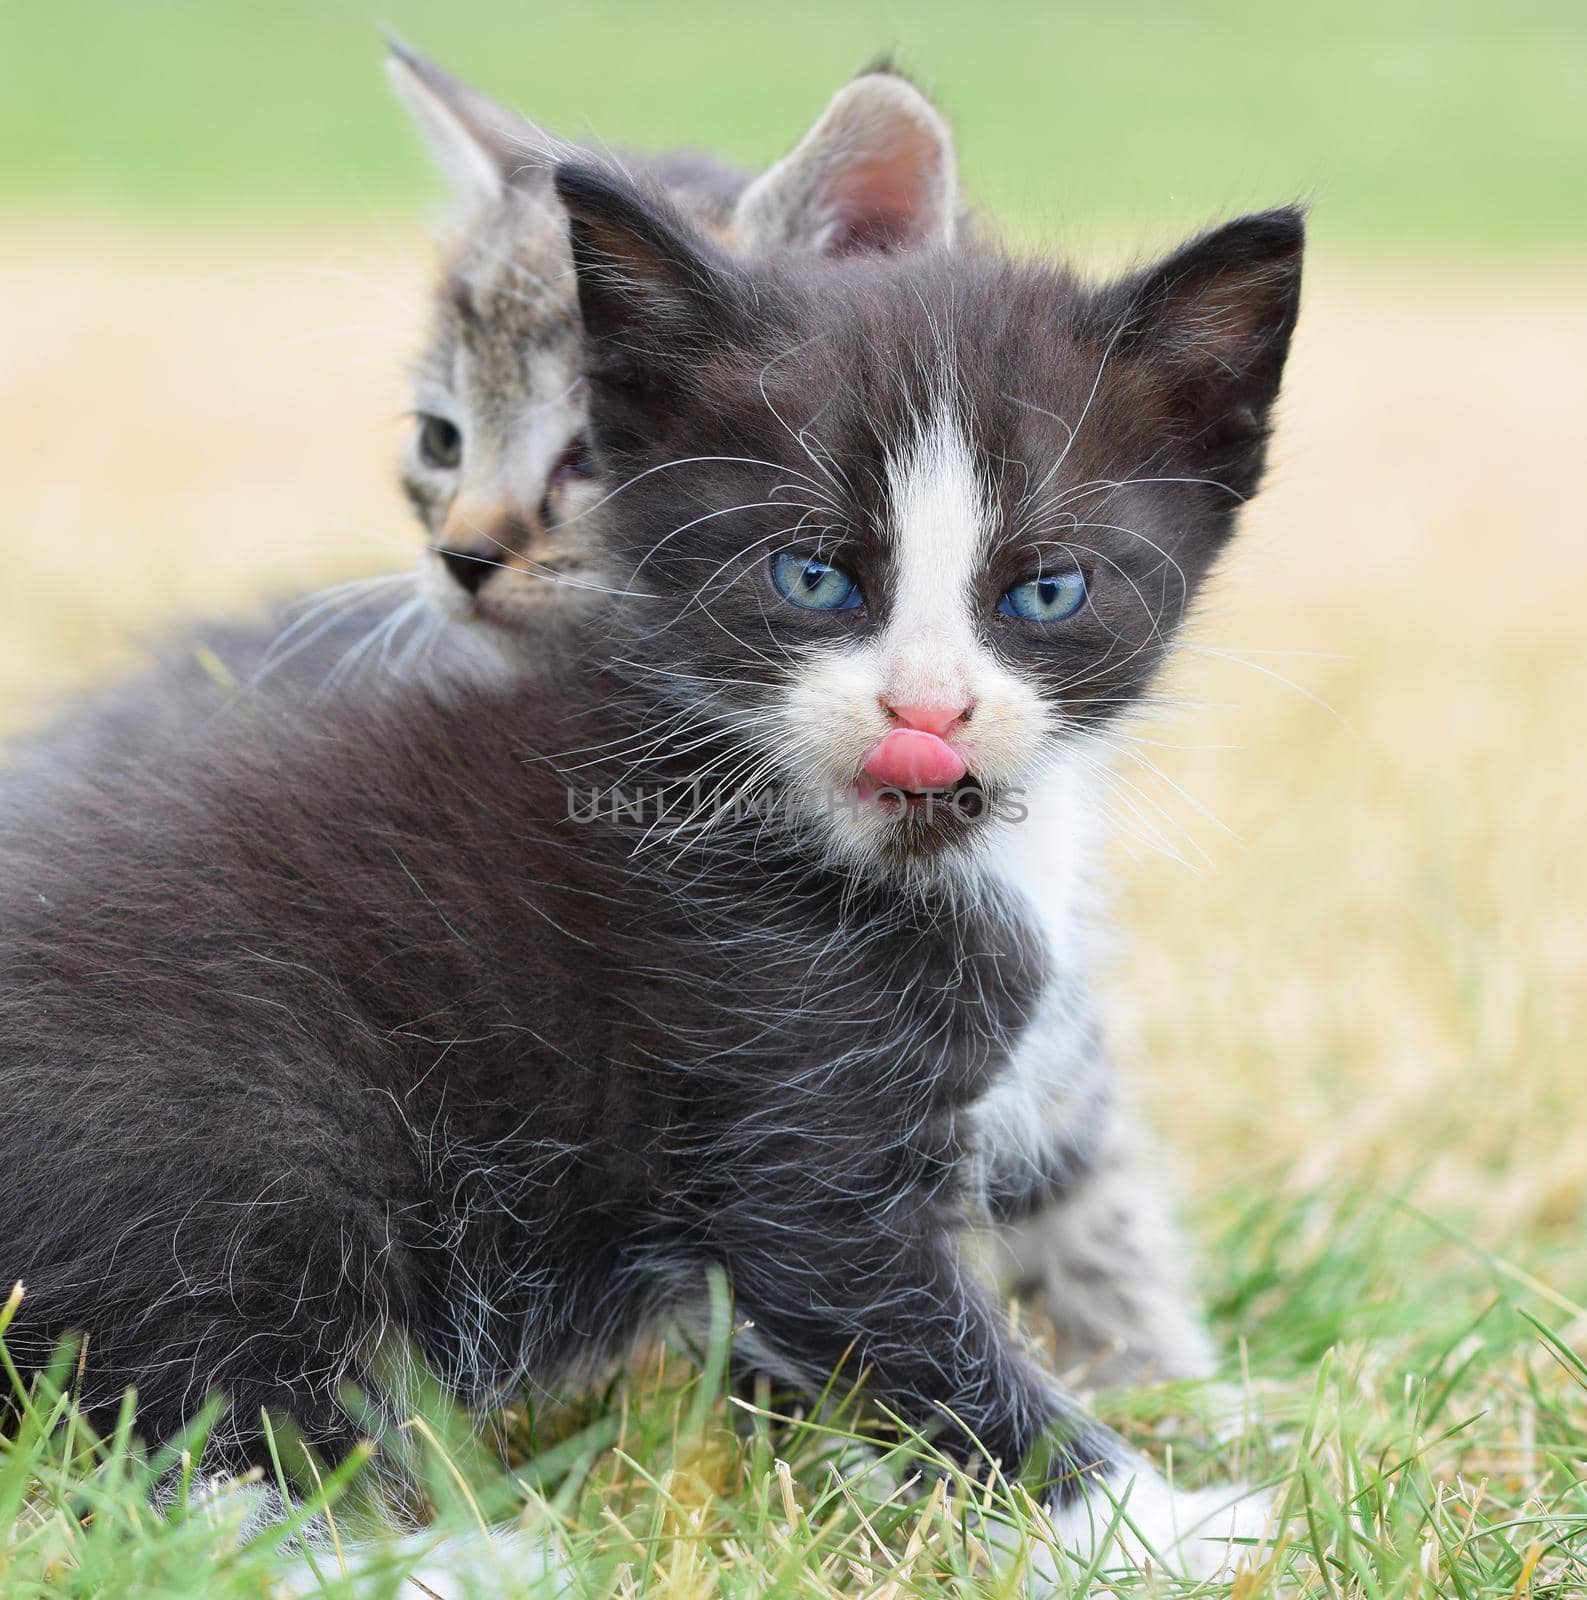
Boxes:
[417,414,463,471]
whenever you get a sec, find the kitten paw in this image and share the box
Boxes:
[1034,1468,1274,1583]
[278,1524,570,1597]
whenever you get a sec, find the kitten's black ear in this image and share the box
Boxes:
[1104,207,1305,486]
[556,163,751,451]
[733,68,957,256]
[385,38,549,222]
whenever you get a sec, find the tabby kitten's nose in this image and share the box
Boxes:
[438,546,496,595]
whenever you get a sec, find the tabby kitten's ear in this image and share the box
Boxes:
[733,67,957,256]
[555,164,753,456]
[385,38,547,221]
[1103,207,1305,491]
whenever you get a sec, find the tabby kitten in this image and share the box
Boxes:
[386,42,960,658]
[0,155,1302,1578]
[1,56,959,763]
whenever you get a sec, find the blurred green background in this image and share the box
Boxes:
[3,0,1583,253]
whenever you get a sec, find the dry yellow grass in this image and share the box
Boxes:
[1,217,1584,1595]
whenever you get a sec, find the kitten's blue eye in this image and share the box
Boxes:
[997,571,1087,622]
[771,552,863,612]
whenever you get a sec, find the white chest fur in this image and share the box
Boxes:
[972,758,1108,1174]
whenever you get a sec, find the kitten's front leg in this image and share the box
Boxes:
[721,1205,1265,1582]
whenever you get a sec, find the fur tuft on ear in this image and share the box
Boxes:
[1105,206,1306,485]
[733,70,957,257]
[385,38,547,223]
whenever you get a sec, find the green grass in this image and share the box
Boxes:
[2,0,1585,252]
[4,1187,1585,1597]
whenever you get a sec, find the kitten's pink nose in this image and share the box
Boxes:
[863,729,968,792]
[884,700,973,738]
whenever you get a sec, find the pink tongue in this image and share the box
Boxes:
[862,728,968,792]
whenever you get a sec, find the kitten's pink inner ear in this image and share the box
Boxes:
[735,75,958,256]
[829,134,949,253]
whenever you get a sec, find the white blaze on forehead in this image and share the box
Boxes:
[881,403,993,704]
